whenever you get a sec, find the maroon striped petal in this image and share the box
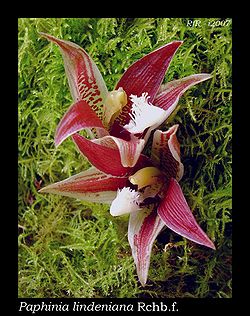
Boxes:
[55,100,108,147]
[92,135,145,168]
[151,125,184,181]
[40,33,108,120]
[128,207,165,286]
[110,41,183,134]
[72,133,131,177]
[154,74,212,111]
[39,167,128,204]
[157,178,215,249]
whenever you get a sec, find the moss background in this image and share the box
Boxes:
[18,18,232,298]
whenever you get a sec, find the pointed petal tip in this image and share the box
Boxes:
[174,40,184,45]
[39,33,66,50]
[38,186,48,194]
[200,73,213,80]
[192,73,213,83]
[38,31,46,37]
[195,235,215,250]
[38,181,64,194]
[169,40,183,50]
[54,141,60,148]
[161,40,183,53]
[38,32,68,48]
[54,136,62,148]
[139,277,147,287]
[167,40,183,45]
[206,239,216,250]
[38,183,57,194]
[39,32,53,41]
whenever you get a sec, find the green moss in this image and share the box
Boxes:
[18,18,232,298]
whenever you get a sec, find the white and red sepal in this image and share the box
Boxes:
[128,207,165,286]
[151,125,184,181]
[39,167,128,204]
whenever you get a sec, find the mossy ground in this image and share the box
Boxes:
[18,18,232,298]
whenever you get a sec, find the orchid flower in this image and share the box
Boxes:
[39,33,215,286]
[39,33,211,176]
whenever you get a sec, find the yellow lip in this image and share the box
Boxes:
[103,87,127,127]
[129,166,163,190]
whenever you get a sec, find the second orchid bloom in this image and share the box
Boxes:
[39,33,215,286]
